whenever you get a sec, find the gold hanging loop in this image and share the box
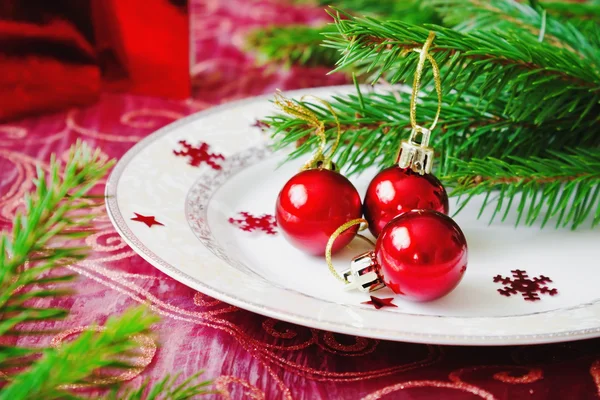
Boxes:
[274,91,342,171]
[397,31,444,175]
[325,218,368,283]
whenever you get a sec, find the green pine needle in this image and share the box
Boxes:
[243,0,441,69]
[245,24,340,68]
[0,141,214,398]
[447,148,600,229]
[264,0,600,229]
[0,307,158,400]
[323,6,600,125]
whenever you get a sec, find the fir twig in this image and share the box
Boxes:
[0,308,157,400]
[267,89,600,173]
[0,141,214,397]
[323,7,600,125]
[244,0,440,68]
[447,148,600,229]
[106,372,215,400]
[245,24,340,67]
[0,141,114,337]
[429,0,600,66]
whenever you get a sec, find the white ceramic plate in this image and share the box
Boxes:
[106,85,600,346]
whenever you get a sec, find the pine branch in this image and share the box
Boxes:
[105,372,215,400]
[447,148,600,229]
[0,308,158,400]
[286,0,441,21]
[324,7,600,125]
[266,89,600,175]
[0,141,214,397]
[315,0,442,24]
[0,141,114,337]
[429,0,600,66]
[541,0,600,21]
[245,24,340,67]
[244,0,440,68]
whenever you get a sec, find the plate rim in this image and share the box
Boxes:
[105,85,600,346]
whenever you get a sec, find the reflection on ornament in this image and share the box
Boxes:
[173,140,224,169]
[229,212,277,235]
[493,270,558,301]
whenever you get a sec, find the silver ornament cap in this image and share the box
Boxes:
[397,126,434,175]
[341,251,385,292]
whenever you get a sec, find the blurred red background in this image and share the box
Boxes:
[0,0,189,121]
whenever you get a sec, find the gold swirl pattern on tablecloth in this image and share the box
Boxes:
[193,291,225,307]
[0,126,27,140]
[262,318,297,339]
[0,119,70,146]
[361,380,496,400]
[590,359,600,396]
[448,365,544,393]
[50,326,156,389]
[0,150,48,223]
[120,109,186,129]
[314,330,378,357]
[66,109,142,143]
[86,230,131,253]
[214,376,267,400]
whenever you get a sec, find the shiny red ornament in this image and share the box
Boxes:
[363,166,448,237]
[375,210,467,302]
[276,168,362,256]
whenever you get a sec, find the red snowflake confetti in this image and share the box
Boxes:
[362,296,398,310]
[131,213,164,228]
[173,140,224,169]
[493,269,558,301]
[228,212,277,235]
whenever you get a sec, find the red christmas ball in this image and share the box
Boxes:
[375,210,467,302]
[276,168,362,256]
[363,166,448,237]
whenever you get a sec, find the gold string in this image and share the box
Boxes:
[273,91,341,170]
[408,31,443,135]
[325,218,368,283]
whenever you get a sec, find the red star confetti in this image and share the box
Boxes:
[362,296,398,310]
[131,213,164,228]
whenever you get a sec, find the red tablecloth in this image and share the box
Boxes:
[2,1,600,399]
